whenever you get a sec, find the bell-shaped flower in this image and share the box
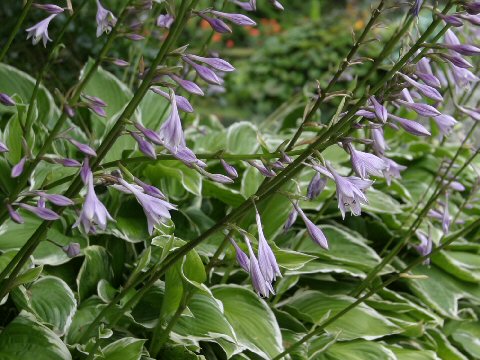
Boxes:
[434,114,457,137]
[159,91,185,151]
[117,179,176,235]
[26,14,57,47]
[255,208,281,283]
[229,236,250,272]
[96,0,117,37]
[372,127,388,155]
[414,231,433,265]
[399,73,443,102]
[74,159,114,233]
[130,132,157,159]
[369,96,388,123]
[293,202,329,249]
[283,206,298,232]
[243,235,273,297]
[347,143,387,179]
[307,172,327,199]
[383,158,407,186]
[325,163,372,219]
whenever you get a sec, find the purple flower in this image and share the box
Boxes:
[369,96,388,123]
[307,172,327,199]
[54,158,82,167]
[399,73,443,102]
[151,87,194,113]
[11,157,27,178]
[411,0,423,16]
[372,127,388,155]
[269,0,284,10]
[465,2,480,15]
[167,145,207,168]
[7,204,24,224]
[156,14,174,28]
[198,13,232,33]
[125,33,145,41]
[347,143,387,179]
[204,172,235,184]
[356,109,376,119]
[112,59,129,67]
[440,53,473,69]
[414,231,433,265]
[442,194,451,234]
[293,203,329,249]
[255,208,281,282]
[442,43,480,56]
[182,56,223,85]
[117,179,176,235]
[232,1,255,11]
[134,178,166,199]
[434,114,457,137]
[326,163,372,218]
[159,91,185,151]
[208,10,256,26]
[283,207,298,232]
[247,160,276,177]
[74,160,114,233]
[186,54,235,72]
[383,158,407,186]
[96,0,117,37]
[169,74,204,96]
[0,141,9,153]
[230,236,250,272]
[396,99,441,118]
[221,159,239,178]
[35,192,74,206]
[243,235,273,297]
[33,3,64,14]
[17,203,60,221]
[134,122,163,145]
[131,132,157,159]
[26,14,57,47]
[437,13,464,27]
[62,243,81,258]
[388,114,431,136]
[0,93,15,106]
[69,139,97,157]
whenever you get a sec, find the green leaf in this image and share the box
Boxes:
[282,290,401,341]
[101,337,146,360]
[145,161,202,197]
[21,276,76,335]
[212,284,284,359]
[432,250,480,283]
[389,347,441,360]
[318,340,396,360]
[241,166,264,198]
[66,297,106,345]
[446,321,480,359]
[363,189,403,214]
[0,311,71,360]
[13,265,43,287]
[226,122,259,154]
[76,246,113,301]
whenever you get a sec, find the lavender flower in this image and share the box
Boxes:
[33,3,64,14]
[69,139,97,157]
[372,127,388,155]
[244,235,273,297]
[396,99,441,118]
[198,13,232,33]
[369,96,388,123]
[255,208,281,282]
[151,87,194,113]
[17,203,60,221]
[437,13,464,27]
[156,14,174,28]
[182,56,223,85]
[414,231,433,265]
[433,114,457,137]
[134,178,166,199]
[221,159,239,178]
[0,93,15,106]
[399,73,443,102]
[0,141,9,153]
[204,172,235,184]
[247,160,276,177]
[117,179,176,235]
[326,163,372,218]
[293,203,329,249]
[26,14,57,47]
[159,91,185,151]
[442,194,451,234]
[96,0,117,37]
[307,172,327,199]
[131,132,157,159]
[347,143,387,179]
[208,10,257,26]
[383,158,407,186]
[230,236,250,272]
[169,74,204,96]
[134,122,163,145]
[388,114,431,136]
[55,158,82,167]
[74,160,114,233]
[7,204,24,224]
[11,157,27,178]
[35,192,74,206]
[464,2,480,15]
[283,207,298,232]
[232,0,255,11]
[186,54,235,72]
[62,243,81,258]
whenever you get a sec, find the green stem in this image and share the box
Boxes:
[272,217,480,360]
[0,0,34,62]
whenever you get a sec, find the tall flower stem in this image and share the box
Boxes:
[350,145,480,298]
[286,0,386,151]
[0,0,196,302]
[0,1,132,226]
[271,217,480,360]
[0,0,34,62]
[23,0,89,132]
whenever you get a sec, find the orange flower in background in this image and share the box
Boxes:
[212,33,222,43]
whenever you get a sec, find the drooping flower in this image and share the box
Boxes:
[62,243,81,258]
[395,99,441,118]
[82,94,108,117]
[159,91,185,151]
[372,127,388,155]
[182,56,223,85]
[369,96,388,123]
[414,231,433,265]
[207,10,256,26]
[134,122,163,145]
[247,160,276,177]
[0,93,15,106]
[388,114,431,136]
[229,236,250,272]
[433,114,457,137]
[69,139,97,157]
[232,0,255,11]
[292,202,329,249]
[151,87,194,113]
[117,179,176,235]
[185,54,235,72]
[26,14,58,46]
[198,13,232,33]
[283,206,298,232]
[96,0,117,37]
[74,159,114,233]
[346,143,387,179]
[130,132,157,159]
[383,158,407,186]
[243,234,273,297]
[0,141,9,153]
[34,192,74,207]
[156,14,175,28]
[17,203,60,221]
[325,163,372,219]
[11,157,27,178]
[399,73,443,102]
[33,3,64,14]
[221,159,239,179]
[255,207,281,283]
[134,178,166,199]
[169,74,204,96]
[307,172,327,199]
[7,204,24,224]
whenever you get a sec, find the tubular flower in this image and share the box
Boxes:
[96,0,117,37]
[26,14,58,47]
